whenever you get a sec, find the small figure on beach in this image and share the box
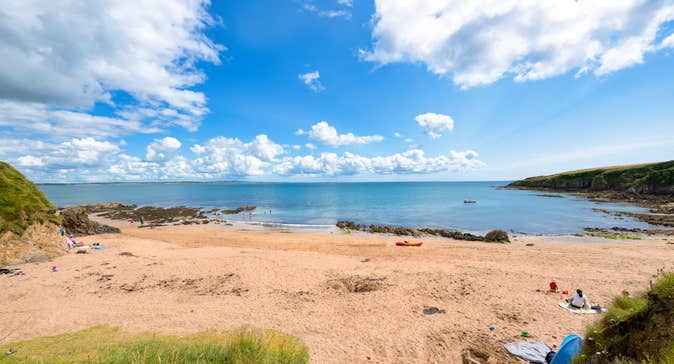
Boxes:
[568,289,590,309]
[549,278,559,292]
[140,216,144,225]
[60,226,65,236]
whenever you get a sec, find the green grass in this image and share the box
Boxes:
[0,162,60,236]
[0,326,309,364]
[508,160,674,193]
[579,273,674,363]
[588,232,642,240]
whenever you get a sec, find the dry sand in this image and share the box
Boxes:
[2,218,674,363]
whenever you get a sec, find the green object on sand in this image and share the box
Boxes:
[521,331,529,337]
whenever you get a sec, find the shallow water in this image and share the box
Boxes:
[39,181,652,235]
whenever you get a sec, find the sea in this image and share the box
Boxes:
[38,181,654,235]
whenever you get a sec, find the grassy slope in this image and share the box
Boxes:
[0,162,59,236]
[508,160,674,194]
[0,326,309,364]
[579,273,674,363]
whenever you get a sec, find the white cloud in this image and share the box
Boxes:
[361,1,674,88]
[305,143,317,150]
[191,134,285,176]
[274,149,483,176]
[16,155,45,167]
[0,100,160,139]
[13,138,120,172]
[7,134,484,182]
[300,121,384,146]
[393,132,402,138]
[415,113,454,139]
[146,137,182,161]
[298,71,325,92]
[301,1,352,19]
[0,0,222,135]
[661,34,674,49]
[292,145,302,150]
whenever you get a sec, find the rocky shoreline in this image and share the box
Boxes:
[505,186,674,233]
[335,221,510,243]
[68,202,261,228]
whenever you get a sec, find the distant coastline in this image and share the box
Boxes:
[37,180,512,186]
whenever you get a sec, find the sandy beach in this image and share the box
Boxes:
[2,218,673,363]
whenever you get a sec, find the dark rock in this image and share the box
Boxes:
[484,229,510,243]
[422,306,446,315]
[59,206,120,236]
[221,205,256,214]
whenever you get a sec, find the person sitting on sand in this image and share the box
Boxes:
[568,289,589,309]
[549,279,559,292]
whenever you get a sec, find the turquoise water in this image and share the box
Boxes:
[38,182,652,234]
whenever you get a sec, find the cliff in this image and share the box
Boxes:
[0,162,64,265]
[508,160,674,195]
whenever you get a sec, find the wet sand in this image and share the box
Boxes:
[1,218,673,363]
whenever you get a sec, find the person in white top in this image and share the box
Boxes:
[569,289,589,309]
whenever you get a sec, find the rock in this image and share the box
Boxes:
[59,206,120,236]
[1,222,65,265]
[221,205,256,214]
[422,306,446,315]
[484,230,510,243]
[1,162,64,265]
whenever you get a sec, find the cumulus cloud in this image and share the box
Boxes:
[415,113,454,139]
[146,137,182,161]
[0,0,222,136]
[274,149,482,176]
[361,1,674,88]
[191,134,285,176]
[8,134,483,182]
[297,121,384,146]
[13,138,120,171]
[298,71,325,92]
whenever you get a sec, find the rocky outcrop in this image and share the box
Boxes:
[59,206,120,236]
[335,221,510,243]
[1,222,65,265]
[1,161,64,265]
[221,205,256,214]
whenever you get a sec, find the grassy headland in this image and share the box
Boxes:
[508,160,674,195]
[0,162,60,236]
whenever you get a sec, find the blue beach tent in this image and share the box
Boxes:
[550,334,582,364]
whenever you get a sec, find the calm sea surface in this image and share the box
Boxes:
[38,182,652,235]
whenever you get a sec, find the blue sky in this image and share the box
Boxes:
[1,0,673,182]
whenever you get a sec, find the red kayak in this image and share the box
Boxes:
[395,241,423,247]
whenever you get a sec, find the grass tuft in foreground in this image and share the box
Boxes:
[578,273,674,363]
[0,325,309,364]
